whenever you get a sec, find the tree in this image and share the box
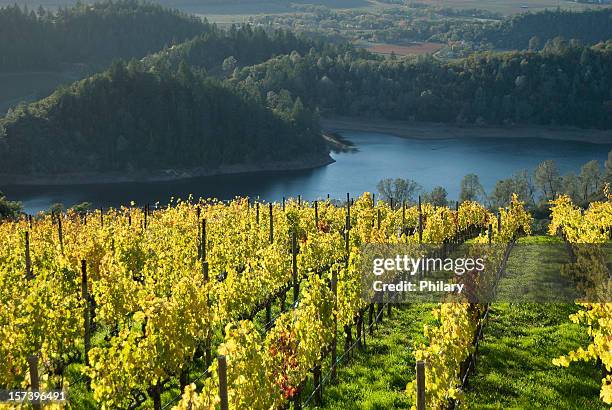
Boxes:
[534,160,562,200]
[561,172,581,203]
[604,150,612,184]
[459,174,484,202]
[528,36,541,51]
[489,178,514,209]
[70,202,92,214]
[512,170,536,205]
[423,186,448,207]
[0,191,22,219]
[490,170,536,209]
[222,56,238,73]
[377,178,421,205]
[579,160,601,201]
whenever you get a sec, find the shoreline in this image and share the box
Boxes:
[0,153,335,186]
[321,117,612,145]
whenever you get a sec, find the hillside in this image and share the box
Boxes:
[435,8,612,50]
[0,0,209,72]
[142,25,319,75]
[0,61,327,180]
[231,40,612,129]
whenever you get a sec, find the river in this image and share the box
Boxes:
[2,132,610,214]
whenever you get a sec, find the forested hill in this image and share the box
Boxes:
[143,25,321,75]
[434,8,612,50]
[0,61,325,177]
[0,0,209,72]
[231,40,612,129]
[476,8,612,50]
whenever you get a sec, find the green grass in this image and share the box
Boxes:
[465,235,605,409]
[495,235,579,303]
[465,303,605,409]
[312,303,436,410]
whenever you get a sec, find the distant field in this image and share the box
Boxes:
[413,0,612,15]
[366,42,444,56]
[0,71,77,114]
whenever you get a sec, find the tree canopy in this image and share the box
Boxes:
[0,61,325,176]
[0,0,210,72]
[231,40,612,129]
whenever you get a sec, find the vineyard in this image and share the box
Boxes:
[0,192,610,409]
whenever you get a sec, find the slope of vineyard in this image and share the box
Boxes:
[465,236,605,409]
[406,194,532,408]
[548,194,612,407]
[316,303,436,409]
[0,193,532,409]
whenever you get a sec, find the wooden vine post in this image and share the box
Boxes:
[368,303,375,336]
[344,213,352,357]
[269,203,274,243]
[330,266,338,382]
[416,360,426,410]
[313,364,322,405]
[201,219,209,282]
[314,200,319,228]
[355,311,362,350]
[346,193,351,224]
[280,290,286,313]
[402,201,406,232]
[345,215,350,256]
[28,355,41,410]
[418,195,423,244]
[218,355,229,410]
[265,302,272,325]
[144,205,149,230]
[292,232,299,304]
[256,202,260,225]
[200,218,211,366]
[25,231,32,279]
[81,260,91,366]
[57,213,64,253]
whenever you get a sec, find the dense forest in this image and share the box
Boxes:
[257,7,612,55]
[0,61,324,176]
[143,25,321,75]
[1,2,612,180]
[230,39,612,129]
[0,0,208,71]
[436,8,612,50]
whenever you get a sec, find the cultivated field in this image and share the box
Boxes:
[366,42,444,56]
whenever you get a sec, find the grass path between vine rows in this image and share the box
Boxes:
[310,303,436,410]
[465,236,606,409]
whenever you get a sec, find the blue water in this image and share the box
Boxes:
[2,132,610,214]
